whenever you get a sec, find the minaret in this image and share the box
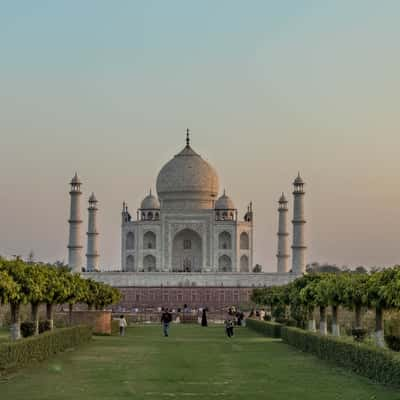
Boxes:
[68,173,84,273]
[277,193,290,273]
[291,173,307,274]
[86,193,99,272]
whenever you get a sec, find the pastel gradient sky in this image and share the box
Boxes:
[1,1,399,271]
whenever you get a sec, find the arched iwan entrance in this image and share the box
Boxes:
[143,255,156,272]
[218,255,232,272]
[172,228,202,272]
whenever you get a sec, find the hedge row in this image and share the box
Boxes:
[0,325,92,374]
[246,318,282,338]
[247,319,400,386]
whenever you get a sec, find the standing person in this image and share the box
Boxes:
[201,308,208,327]
[229,319,234,337]
[240,311,245,327]
[224,319,231,337]
[161,308,172,337]
[237,311,242,327]
[119,315,127,336]
[224,319,234,338]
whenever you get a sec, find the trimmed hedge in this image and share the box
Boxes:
[246,319,282,338]
[280,326,400,385]
[0,325,92,374]
[247,319,400,385]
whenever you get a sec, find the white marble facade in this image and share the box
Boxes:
[121,133,254,273]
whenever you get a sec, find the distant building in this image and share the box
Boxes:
[68,130,307,309]
[121,131,253,273]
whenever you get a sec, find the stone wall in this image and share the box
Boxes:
[57,310,112,335]
[83,271,297,288]
[116,286,254,311]
[82,272,298,311]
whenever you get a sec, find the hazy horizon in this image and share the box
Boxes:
[1,1,399,271]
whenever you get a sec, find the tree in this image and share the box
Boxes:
[355,266,367,274]
[0,260,30,340]
[290,274,320,331]
[252,285,291,321]
[41,266,70,330]
[299,274,325,333]
[342,273,369,329]
[94,283,121,310]
[83,279,101,310]
[316,274,346,336]
[25,264,48,335]
[367,267,398,347]
[0,269,21,337]
[63,273,87,325]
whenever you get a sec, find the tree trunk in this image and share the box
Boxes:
[319,306,327,335]
[331,305,340,336]
[10,303,21,340]
[46,303,54,330]
[375,307,385,348]
[355,305,362,328]
[68,303,73,326]
[307,308,316,332]
[31,302,39,335]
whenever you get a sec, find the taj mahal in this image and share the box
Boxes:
[67,131,307,309]
[120,131,254,274]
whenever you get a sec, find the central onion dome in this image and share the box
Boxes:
[156,131,219,209]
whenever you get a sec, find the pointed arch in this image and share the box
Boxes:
[240,232,249,250]
[218,231,232,250]
[143,254,156,272]
[218,255,232,272]
[144,231,156,249]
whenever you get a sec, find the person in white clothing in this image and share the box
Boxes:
[119,315,127,336]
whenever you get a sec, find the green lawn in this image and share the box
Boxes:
[0,328,9,343]
[1,325,399,400]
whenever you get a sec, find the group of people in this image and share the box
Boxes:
[248,308,266,321]
[118,306,247,338]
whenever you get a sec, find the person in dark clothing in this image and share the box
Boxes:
[161,308,172,337]
[224,319,234,337]
[201,309,208,327]
[237,312,242,327]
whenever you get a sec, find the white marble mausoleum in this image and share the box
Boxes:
[120,132,254,274]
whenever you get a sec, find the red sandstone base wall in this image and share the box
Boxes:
[116,287,254,311]
[57,311,112,335]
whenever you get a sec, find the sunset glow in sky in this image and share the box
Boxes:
[1,1,399,271]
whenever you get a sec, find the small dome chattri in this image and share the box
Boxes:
[278,192,287,203]
[141,190,160,210]
[215,191,235,210]
[89,192,97,203]
[70,172,81,185]
[294,173,304,185]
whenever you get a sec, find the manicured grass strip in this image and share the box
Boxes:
[0,328,9,343]
[0,325,399,399]
[247,319,400,386]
